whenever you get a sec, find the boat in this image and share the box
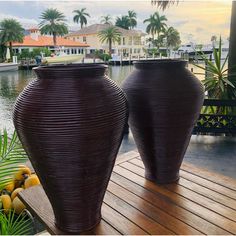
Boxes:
[42,54,84,64]
[177,43,213,59]
[0,63,18,72]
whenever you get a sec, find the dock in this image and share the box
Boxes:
[19,150,236,235]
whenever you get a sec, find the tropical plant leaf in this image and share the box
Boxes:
[0,210,33,235]
[0,130,28,191]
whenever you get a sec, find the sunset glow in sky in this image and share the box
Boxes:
[0,0,232,44]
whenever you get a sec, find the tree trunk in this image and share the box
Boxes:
[53,32,57,48]
[228,1,236,79]
[9,41,13,60]
[109,39,112,55]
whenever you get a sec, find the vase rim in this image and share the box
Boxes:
[133,59,187,65]
[33,63,108,72]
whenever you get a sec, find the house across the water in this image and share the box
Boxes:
[12,28,89,55]
[66,24,146,58]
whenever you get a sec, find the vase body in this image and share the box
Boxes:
[13,64,128,233]
[122,60,204,184]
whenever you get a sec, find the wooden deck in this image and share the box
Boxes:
[19,150,236,235]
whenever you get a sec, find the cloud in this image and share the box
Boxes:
[0,0,231,43]
[0,13,38,28]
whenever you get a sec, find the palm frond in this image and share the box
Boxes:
[152,0,179,10]
[0,130,28,191]
[0,210,33,235]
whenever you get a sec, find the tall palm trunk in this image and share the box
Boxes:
[157,31,160,49]
[9,41,13,59]
[108,38,112,55]
[228,1,236,80]
[53,32,57,48]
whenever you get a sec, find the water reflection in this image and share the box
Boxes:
[0,70,35,133]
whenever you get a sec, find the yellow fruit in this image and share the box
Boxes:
[4,180,15,193]
[24,174,40,189]
[11,188,24,201]
[1,194,12,214]
[14,165,31,181]
[12,197,25,214]
[2,176,15,192]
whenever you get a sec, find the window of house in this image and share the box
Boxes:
[123,37,125,45]
[83,36,86,42]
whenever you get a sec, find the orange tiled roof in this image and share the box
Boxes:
[12,35,89,47]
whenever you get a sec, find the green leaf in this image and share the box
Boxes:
[0,129,29,191]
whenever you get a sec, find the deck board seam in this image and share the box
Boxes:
[180,167,236,192]
[136,156,236,191]
[106,185,178,235]
[121,162,236,223]
[102,202,150,235]
[179,170,236,201]
[181,162,236,191]
[111,172,208,235]
[177,176,236,210]
[128,159,236,210]
[100,217,123,235]
[131,158,236,201]
[114,165,234,234]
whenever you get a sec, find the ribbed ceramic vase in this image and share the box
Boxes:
[13,64,128,233]
[122,59,204,184]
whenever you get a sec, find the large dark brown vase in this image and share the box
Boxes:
[122,59,204,184]
[13,64,128,233]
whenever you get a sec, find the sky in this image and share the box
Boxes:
[0,0,232,44]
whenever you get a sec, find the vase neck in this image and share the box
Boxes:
[33,63,107,79]
[134,59,187,70]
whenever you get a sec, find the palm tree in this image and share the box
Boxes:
[39,8,68,47]
[143,14,156,39]
[115,16,130,30]
[153,0,236,84]
[98,26,121,55]
[73,8,90,29]
[143,12,167,48]
[165,26,181,49]
[101,15,113,25]
[0,19,24,59]
[151,0,179,10]
[127,10,137,29]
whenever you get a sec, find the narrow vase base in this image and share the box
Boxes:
[55,215,102,234]
[145,172,180,184]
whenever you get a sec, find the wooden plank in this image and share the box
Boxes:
[121,161,236,222]
[179,170,236,201]
[102,203,148,235]
[113,165,236,234]
[116,150,139,165]
[104,190,174,235]
[182,161,236,191]
[111,172,229,235]
[177,176,236,211]
[129,159,236,212]
[107,181,201,235]
[131,158,236,201]
[18,185,120,235]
